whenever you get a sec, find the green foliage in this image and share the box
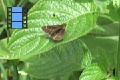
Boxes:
[0,0,119,80]
[4,0,98,60]
[29,0,38,3]
[25,38,84,79]
[79,63,107,80]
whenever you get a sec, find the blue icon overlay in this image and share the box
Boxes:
[7,7,28,29]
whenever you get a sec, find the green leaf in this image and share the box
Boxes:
[29,0,38,3]
[0,1,6,21]
[106,76,118,80]
[0,22,7,38]
[7,0,98,59]
[0,27,5,35]
[97,15,114,25]
[96,47,115,70]
[81,36,118,58]
[0,38,10,58]
[93,0,111,13]
[81,42,92,68]
[0,62,8,80]
[107,2,120,21]
[95,22,119,36]
[5,0,15,7]
[25,38,84,79]
[0,0,15,21]
[79,63,107,80]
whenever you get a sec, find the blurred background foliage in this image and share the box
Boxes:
[0,0,120,80]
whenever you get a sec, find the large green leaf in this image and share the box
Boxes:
[79,63,107,80]
[6,0,98,59]
[25,38,84,79]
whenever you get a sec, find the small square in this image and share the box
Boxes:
[23,20,26,23]
[12,13,22,21]
[8,24,11,28]
[8,13,11,15]
[8,20,11,23]
[8,16,11,19]
[23,16,26,19]
[12,7,22,12]
[23,24,26,28]
[12,22,22,28]
[8,8,12,11]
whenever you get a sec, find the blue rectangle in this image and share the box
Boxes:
[12,13,22,21]
[12,7,22,12]
[12,22,22,28]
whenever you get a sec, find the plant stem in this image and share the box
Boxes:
[1,0,7,20]
[0,62,8,80]
[17,0,24,7]
[17,0,28,7]
[72,73,77,80]
[116,18,120,78]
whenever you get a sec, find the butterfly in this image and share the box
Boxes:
[41,23,66,40]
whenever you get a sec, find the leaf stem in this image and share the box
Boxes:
[72,73,77,80]
[116,16,120,78]
[0,62,8,80]
[0,0,7,20]
[17,0,28,7]
[17,0,24,7]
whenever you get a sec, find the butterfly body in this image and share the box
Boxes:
[42,23,66,40]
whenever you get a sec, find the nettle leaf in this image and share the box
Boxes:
[106,77,118,80]
[29,0,38,3]
[81,43,92,68]
[81,36,118,57]
[0,27,4,35]
[0,39,10,57]
[6,0,98,59]
[25,38,84,79]
[79,63,107,80]
[96,47,115,70]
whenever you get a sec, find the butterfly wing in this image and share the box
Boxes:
[42,25,63,35]
[42,23,66,40]
[52,28,65,40]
